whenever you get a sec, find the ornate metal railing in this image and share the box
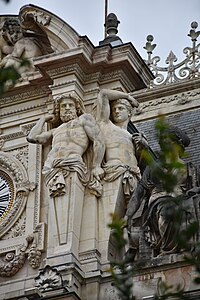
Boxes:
[143,21,200,87]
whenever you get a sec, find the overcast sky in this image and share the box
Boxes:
[1,0,200,64]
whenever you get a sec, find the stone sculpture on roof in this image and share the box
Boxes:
[0,6,53,70]
[126,124,200,259]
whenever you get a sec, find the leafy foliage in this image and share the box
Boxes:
[109,117,200,299]
[0,59,31,94]
[0,66,21,94]
[108,214,135,300]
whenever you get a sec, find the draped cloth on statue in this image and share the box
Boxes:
[42,157,89,197]
[103,162,141,197]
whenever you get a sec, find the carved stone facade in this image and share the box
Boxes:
[0,4,200,300]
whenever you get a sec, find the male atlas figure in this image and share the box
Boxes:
[96,89,147,200]
[27,93,105,197]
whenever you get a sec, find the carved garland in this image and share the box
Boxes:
[0,234,42,277]
[0,151,35,238]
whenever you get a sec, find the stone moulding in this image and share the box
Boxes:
[134,89,200,116]
[0,151,36,238]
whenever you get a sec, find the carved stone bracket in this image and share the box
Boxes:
[0,234,41,277]
[35,265,64,292]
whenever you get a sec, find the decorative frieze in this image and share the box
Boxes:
[0,87,50,106]
[134,89,200,115]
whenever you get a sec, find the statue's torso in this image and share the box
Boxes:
[46,118,89,167]
[100,121,138,168]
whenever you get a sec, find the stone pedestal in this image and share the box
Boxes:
[98,176,125,266]
[47,172,85,261]
[79,189,100,273]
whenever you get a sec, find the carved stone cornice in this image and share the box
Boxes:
[35,42,154,92]
[131,82,200,122]
[48,62,135,92]
[0,130,32,151]
[0,103,47,118]
[132,77,200,103]
[0,86,50,107]
[79,249,101,262]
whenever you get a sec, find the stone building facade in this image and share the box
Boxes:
[0,4,200,300]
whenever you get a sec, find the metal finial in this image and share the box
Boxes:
[144,35,156,54]
[188,21,200,42]
[191,21,198,29]
[105,13,120,36]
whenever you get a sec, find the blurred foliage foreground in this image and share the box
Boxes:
[109,118,200,300]
[0,60,31,94]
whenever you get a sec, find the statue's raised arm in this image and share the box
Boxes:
[96,89,138,124]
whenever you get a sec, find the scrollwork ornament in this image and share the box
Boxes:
[0,235,33,277]
[144,21,200,86]
[35,265,63,292]
[0,151,35,238]
[27,233,42,269]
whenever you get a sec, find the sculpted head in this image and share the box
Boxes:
[2,19,23,45]
[159,125,190,157]
[54,93,85,123]
[111,98,133,124]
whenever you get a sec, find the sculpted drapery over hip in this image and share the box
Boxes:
[27,93,105,197]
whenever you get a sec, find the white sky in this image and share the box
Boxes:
[0,0,200,64]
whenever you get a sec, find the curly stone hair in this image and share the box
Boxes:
[53,93,86,119]
[110,98,133,118]
[2,18,22,45]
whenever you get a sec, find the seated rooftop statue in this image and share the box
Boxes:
[126,124,200,258]
[0,10,53,69]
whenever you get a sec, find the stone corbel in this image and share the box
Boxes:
[0,234,41,277]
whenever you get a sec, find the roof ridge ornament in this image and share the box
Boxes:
[99,12,123,47]
[144,21,200,87]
